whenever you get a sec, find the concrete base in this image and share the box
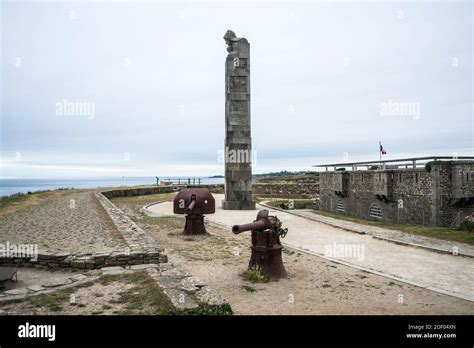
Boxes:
[222,200,256,210]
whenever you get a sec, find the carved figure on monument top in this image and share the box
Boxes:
[223,30,249,57]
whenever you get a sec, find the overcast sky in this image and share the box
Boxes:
[1,0,472,178]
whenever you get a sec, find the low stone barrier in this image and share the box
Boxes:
[95,192,166,257]
[101,182,318,200]
[101,186,175,198]
[101,184,226,198]
[253,183,319,198]
[0,192,168,270]
[0,249,162,270]
[267,198,320,210]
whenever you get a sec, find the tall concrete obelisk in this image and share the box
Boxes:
[222,30,255,210]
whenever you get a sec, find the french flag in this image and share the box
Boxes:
[380,142,387,155]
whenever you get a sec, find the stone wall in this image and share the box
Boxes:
[319,161,474,228]
[0,249,164,270]
[193,183,319,198]
[102,184,225,198]
[267,198,319,210]
[184,184,225,194]
[252,183,319,199]
[102,183,318,199]
[432,161,474,226]
[102,186,175,198]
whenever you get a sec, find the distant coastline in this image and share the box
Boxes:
[0,173,318,196]
[0,176,225,197]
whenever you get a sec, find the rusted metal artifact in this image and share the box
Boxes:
[232,209,288,278]
[173,188,215,235]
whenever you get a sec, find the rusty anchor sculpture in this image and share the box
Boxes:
[232,209,288,278]
[173,188,215,235]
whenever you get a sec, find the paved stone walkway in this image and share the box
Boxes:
[261,204,474,258]
[146,194,474,302]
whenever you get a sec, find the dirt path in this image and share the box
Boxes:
[113,194,474,314]
[0,191,127,254]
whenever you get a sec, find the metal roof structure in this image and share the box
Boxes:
[314,156,474,171]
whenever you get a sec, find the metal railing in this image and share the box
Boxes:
[160,178,203,185]
[314,156,474,171]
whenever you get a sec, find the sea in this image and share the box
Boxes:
[0,177,225,197]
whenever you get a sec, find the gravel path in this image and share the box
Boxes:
[271,207,474,257]
[0,191,127,254]
[146,194,474,302]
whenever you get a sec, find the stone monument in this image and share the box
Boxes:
[222,30,255,210]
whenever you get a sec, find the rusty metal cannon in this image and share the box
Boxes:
[173,188,215,235]
[232,209,288,278]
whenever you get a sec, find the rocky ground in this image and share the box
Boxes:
[112,193,474,315]
[0,191,127,254]
[0,267,176,315]
[0,190,228,315]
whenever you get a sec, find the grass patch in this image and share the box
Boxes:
[112,271,233,315]
[110,192,176,206]
[256,174,318,183]
[19,287,74,309]
[75,281,95,289]
[241,285,256,293]
[0,193,30,209]
[0,271,176,315]
[0,268,234,316]
[242,267,271,283]
[310,209,474,245]
[264,199,318,210]
[0,283,88,312]
[99,274,122,286]
[139,215,184,230]
[458,219,474,233]
[180,303,233,316]
[111,271,176,315]
[0,188,80,215]
[0,281,94,313]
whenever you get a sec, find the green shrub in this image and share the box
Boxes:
[241,285,256,292]
[180,303,233,316]
[242,267,271,283]
[458,218,474,232]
